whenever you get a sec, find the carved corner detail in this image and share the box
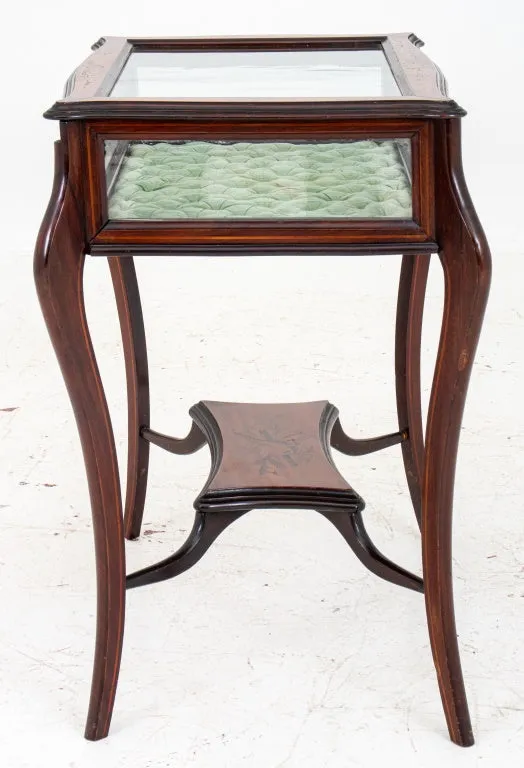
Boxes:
[408,33,425,48]
[91,37,107,51]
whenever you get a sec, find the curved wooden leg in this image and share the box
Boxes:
[395,253,430,528]
[423,119,492,747]
[319,509,423,593]
[34,137,125,741]
[330,418,406,456]
[109,257,150,540]
[126,510,245,589]
[141,422,206,455]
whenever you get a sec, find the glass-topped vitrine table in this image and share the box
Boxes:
[35,34,491,746]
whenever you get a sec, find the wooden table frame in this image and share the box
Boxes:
[34,34,491,746]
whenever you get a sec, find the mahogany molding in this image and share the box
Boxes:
[45,33,464,121]
[80,118,434,253]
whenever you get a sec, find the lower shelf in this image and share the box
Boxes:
[127,399,422,594]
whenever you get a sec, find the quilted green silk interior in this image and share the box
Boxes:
[108,140,412,220]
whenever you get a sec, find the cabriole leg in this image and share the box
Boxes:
[423,119,491,747]
[34,138,125,741]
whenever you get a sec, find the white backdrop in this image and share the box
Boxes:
[1,0,522,256]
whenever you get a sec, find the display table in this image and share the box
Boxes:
[35,34,491,746]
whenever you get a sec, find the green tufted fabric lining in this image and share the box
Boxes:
[108,140,412,220]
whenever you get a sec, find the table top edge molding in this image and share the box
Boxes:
[45,98,465,121]
[48,33,464,121]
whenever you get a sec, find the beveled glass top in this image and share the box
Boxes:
[110,50,400,99]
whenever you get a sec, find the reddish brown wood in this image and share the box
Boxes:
[45,34,464,121]
[331,418,406,456]
[318,509,423,593]
[141,423,205,455]
[128,34,388,50]
[83,118,432,249]
[127,400,422,593]
[34,134,126,741]
[90,241,437,257]
[35,37,491,746]
[48,98,464,122]
[126,507,423,593]
[423,118,491,747]
[197,401,353,493]
[90,224,433,256]
[126,511,245,589]
[109,257,150,540]
[395,253,430,527]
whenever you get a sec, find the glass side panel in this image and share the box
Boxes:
[110,50,400,98]
[106,139,412,220]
